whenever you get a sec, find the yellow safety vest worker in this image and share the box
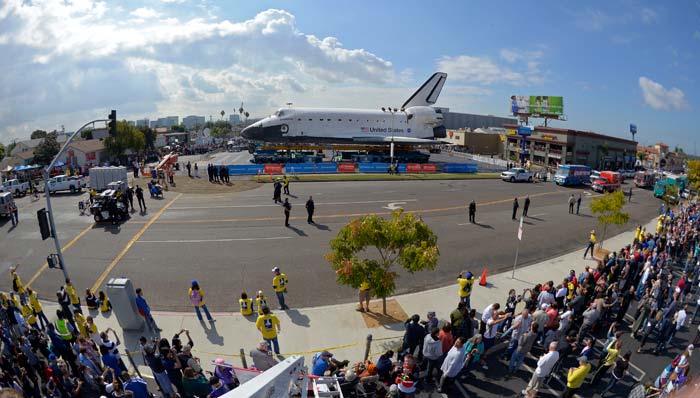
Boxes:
[239,298,253,316]
[272,274,288,293]
[256,296,268,315]
[12,273,25,294]
[55,319,73,341]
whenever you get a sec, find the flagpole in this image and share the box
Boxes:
[512,215,523,279]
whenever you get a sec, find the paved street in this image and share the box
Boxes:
[1,179,659,312]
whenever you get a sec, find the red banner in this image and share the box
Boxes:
[421,164,437,173]
[337,163,356,173]
[86,152,96,161]
[264,164,283,174]
[406,164,422,173]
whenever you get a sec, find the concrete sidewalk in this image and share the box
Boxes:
[36,216,657,377]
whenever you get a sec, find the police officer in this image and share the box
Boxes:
[306,196,315,224]
[468,200,476,223]
[512,197,519,220]
[273,180,282,204]
[283,198,291,227]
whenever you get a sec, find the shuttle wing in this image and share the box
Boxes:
[351,136,443,145]
[401,72,447,109]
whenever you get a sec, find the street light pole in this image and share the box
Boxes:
[44,118,108,280]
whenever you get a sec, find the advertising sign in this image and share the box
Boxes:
[263,164,283,174]
[517,126,533,136]
[337,163,356,173]
[510,95,564,117]
[630,124,637,134]
[421,164,437,173]
[405,164,422,173]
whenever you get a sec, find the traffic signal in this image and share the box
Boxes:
[37,208,52,240]
[108,110,117,137]
[47,254,62,269]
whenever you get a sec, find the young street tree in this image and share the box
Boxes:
[104,121,145,157]
[590,190,630,251]
[687,160,700,191]
[32,132,60,165]
[325,209,439,315]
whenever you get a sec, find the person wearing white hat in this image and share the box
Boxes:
[249,341,278,371]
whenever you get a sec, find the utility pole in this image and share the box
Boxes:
[43,113,114,280]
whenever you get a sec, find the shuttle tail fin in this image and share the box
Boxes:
[401,72,447,109]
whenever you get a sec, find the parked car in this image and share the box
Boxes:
[589,170,601,184]
[0,192,15,218]
[501,168,534,183]
[681,188,697,199]
[46,175,86,194]
[0,179,29,197]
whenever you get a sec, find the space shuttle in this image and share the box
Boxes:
[241,73,448,144]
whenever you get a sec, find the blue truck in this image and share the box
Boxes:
[553,164,592,186]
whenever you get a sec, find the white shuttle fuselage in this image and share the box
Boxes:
[242,73,448,144]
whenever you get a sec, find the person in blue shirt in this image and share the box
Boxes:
[375,350,394,382]
[123,372,151,398]
[312,351,333,376]
[208,376,230,398]
[100,345,121,377]
[135,288,161,332]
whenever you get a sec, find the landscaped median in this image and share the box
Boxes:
[251,172,501,182]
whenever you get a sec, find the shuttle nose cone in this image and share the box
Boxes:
[241,124,262,140]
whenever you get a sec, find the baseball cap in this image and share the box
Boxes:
[321,350,333,357]
[577,356,589,364]
[688,344,694,355]
[465,271,473,279]
[272,267,280,273]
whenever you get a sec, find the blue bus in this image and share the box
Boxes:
[554,164,592,186]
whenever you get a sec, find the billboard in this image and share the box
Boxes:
[510,96,564,117]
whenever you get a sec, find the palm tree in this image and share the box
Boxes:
[220,110,225,120]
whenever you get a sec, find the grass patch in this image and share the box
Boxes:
[251,173,500,183]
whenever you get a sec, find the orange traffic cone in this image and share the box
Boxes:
[479,268,487,286]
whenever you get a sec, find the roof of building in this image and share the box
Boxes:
[69,139,105,153]
[655,142,669,147]
[637,145,660,154]
[502,124,637,146]
[15,148,35,160]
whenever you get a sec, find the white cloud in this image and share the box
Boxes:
[638,77,689,111]
[159,0,187,3]
[639,7,658,24]
[439,49,545,86]
[130,7,161,19]
[0,2,401,141]
[575,8,611,31]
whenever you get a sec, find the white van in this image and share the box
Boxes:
[0,192,15,218]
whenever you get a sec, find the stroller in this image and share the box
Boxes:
[148,181,163,198]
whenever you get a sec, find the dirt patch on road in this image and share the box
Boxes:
[134,175,259,195]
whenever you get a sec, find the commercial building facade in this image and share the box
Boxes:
[502,124,637,170]
[183,115,206,130]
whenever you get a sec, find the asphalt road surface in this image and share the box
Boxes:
[1,179,659,313]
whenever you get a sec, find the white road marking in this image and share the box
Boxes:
[138,237,292,243]
[170,199,418,210]
[528,213,547,217]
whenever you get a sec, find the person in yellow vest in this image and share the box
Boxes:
[64,278,81,313]
[239,292,253,316]
[283,175,290,195]
[73,309,88,338]
[54,309,75,342]
[188,280,214,322]
[457,271,475,309]
[10,265,28,304]
[21,302,37,330]
[98,291,112,313]
[85,315,101,345]
[271,267,289,310]
[26,287,50,330]
[256,306,281,355]
[584,230,597,259]
[634,225,642,244]
[85,288,98,310]
[358,279,371,312]
[255,291,269,315]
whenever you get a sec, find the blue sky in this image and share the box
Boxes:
[1,0,699,152]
